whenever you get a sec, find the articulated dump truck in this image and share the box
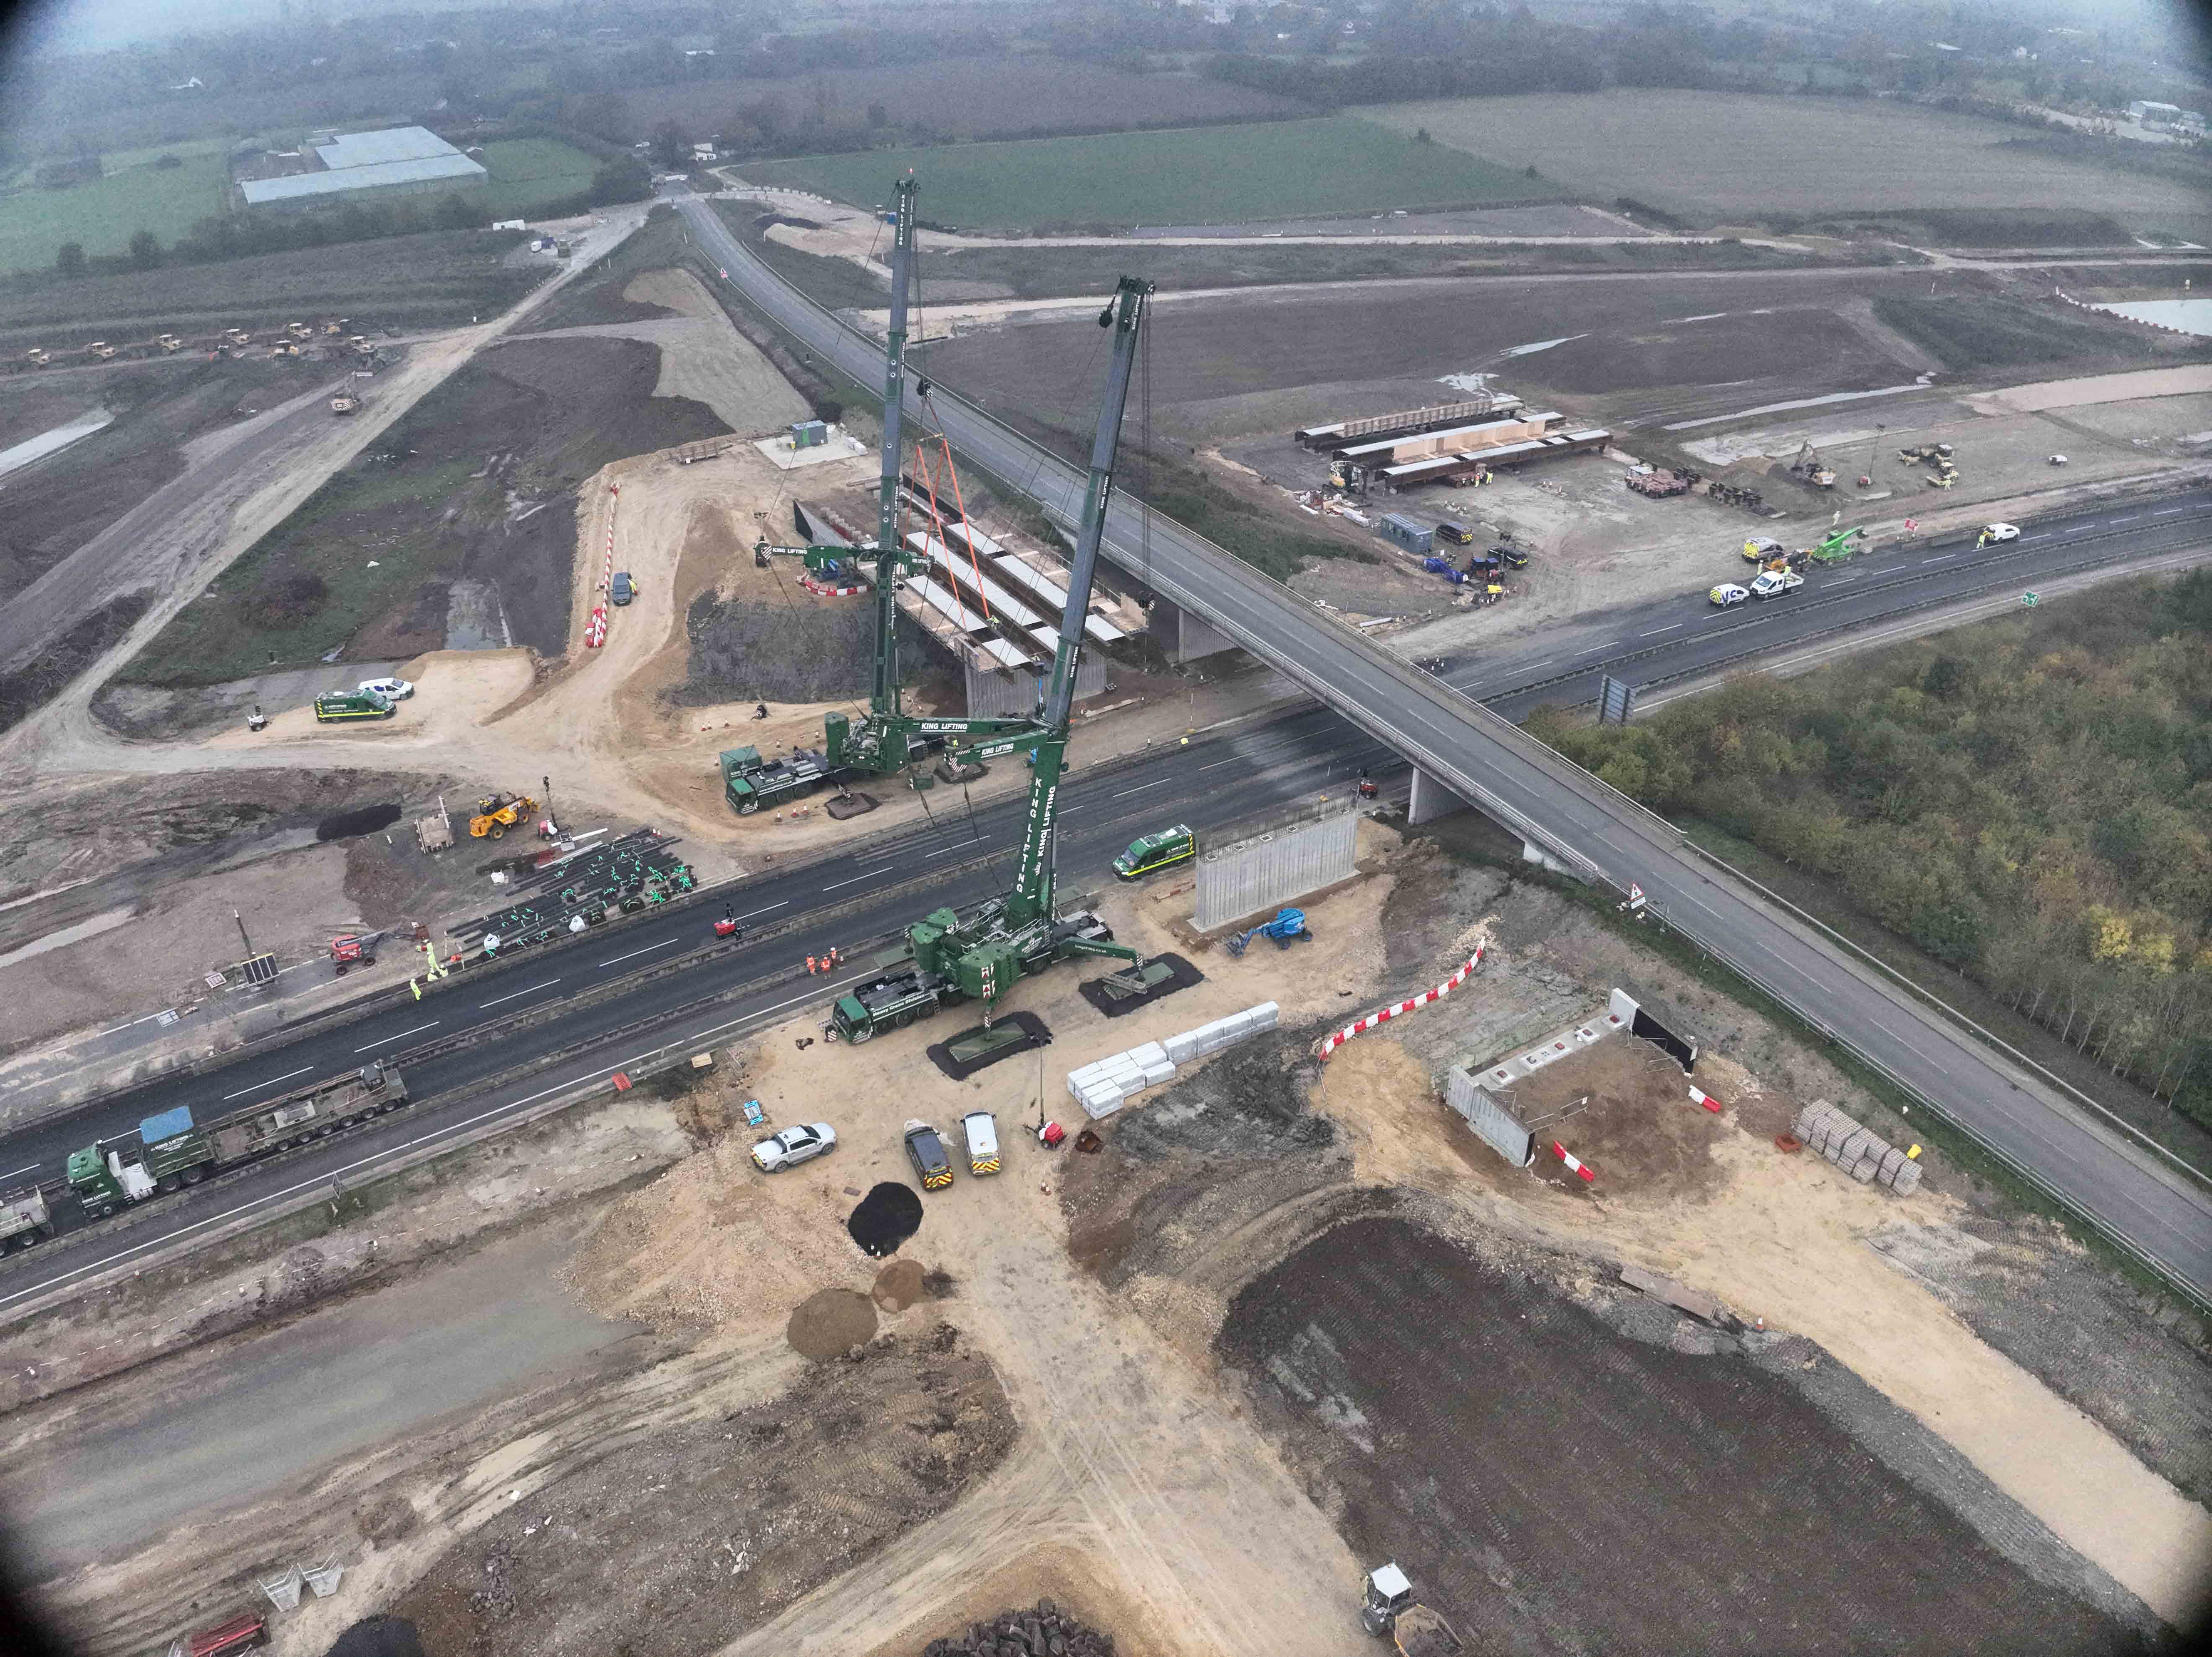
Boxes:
[65,1063,411,1220]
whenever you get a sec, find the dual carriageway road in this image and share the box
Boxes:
[2,192,2209,1311]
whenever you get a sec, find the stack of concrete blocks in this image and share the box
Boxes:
[1793,1100,1922,1195]
[1067,1002,1281,1119]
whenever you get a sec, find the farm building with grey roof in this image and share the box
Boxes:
[238,126,485,211]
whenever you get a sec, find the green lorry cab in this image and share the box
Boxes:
[1113,825,1195,880]
[314,689,395,723]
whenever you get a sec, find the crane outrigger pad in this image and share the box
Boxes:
[826,791,879,820]
[928,1011,1053,1081]
[1081,953,1205,1017]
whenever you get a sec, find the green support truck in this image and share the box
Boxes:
[1112,825,1195,880]
[720,745,833,815]
[0,1186,54,1253]
[314,689,394,723]
[67,1063,410,1218]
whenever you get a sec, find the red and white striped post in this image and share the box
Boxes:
[1553,1141,1595,1183]
[584,482,618,649]
[1687,1084,1724,1114]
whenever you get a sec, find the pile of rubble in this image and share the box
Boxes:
[923,1600,1113,1657]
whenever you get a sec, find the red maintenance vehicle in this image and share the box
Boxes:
[329,932,380,976]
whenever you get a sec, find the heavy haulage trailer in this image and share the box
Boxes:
[827,268,1166,1045]
[62,1063,411,1221]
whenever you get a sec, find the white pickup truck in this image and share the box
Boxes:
[1750,568,1805,600]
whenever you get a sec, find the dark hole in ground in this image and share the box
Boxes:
[325,1616,426,1657]
[848,1182,923,1258]
[317,803,403,841]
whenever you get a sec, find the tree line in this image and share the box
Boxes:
[1529,573,2212,1130]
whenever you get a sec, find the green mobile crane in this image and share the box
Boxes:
[822,173,1059,780]
[827,277,1161,1045]
[1807,524,1869,563]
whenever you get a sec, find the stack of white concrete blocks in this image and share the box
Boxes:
[1793,1100,1922,1195]
[1068,1002,1280,1119]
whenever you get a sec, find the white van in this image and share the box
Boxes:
[961,1110,1001,1176]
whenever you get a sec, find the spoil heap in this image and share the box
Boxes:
[924,1600,1113,1657]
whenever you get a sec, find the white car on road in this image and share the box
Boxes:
[1982,523,2020,543]
[358,676,414,701]
[1708,583,1749,608]
[752,1122,837,1172]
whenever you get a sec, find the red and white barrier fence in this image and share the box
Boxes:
[801,575,868,598]
[1553,1141,1596,1183]
[1316,946,1483,1060]
[1688,1084,1724,1114]
[584,483,619,649]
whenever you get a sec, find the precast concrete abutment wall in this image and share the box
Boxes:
[1193,800,1359,932]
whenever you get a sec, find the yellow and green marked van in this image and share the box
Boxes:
[1113,824,1195,880]
[313,689,395,723]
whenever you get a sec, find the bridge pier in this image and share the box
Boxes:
[1408,766,1586,881]
[1406,766,1470,826]
[1149,598,1239,664]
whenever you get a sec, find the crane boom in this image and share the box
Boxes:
[1007,275,1152,925]
[871,171,917,718]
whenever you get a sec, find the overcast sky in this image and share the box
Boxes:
[5,0,2209,59]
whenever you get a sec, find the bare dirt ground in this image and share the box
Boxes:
[10,821,2209,1655]
[507,266,811,436]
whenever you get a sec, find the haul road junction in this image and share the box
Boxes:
[2,192,2209,1321]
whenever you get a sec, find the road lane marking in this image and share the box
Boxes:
[821,866,896,891]
[734,901,789,921]
[480,980,559,1010]
[1924,553,1960,563]
[1112,779,1168,796]
[2153,507,2186,516]
[1640,624,1684,636]
[356,1021,438,1053]
[0,1163,40,1182]
[2111,514,2141,524]
[597,938,679,968]
[222,1066,313,1101]
[1197,758,1245,771]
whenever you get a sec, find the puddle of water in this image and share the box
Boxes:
[2088,297,2212,337]
[0,406,112,479]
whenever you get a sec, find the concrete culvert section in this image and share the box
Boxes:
[315,802,403,841]
[786,1285,879,1360]
[848,1182,925,1260]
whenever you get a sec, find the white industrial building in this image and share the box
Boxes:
[239,126,487,212]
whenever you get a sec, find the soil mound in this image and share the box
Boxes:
[848,1181,924,1258]
[325,1617,426,1657]
[787,1286,879,1360]
[923,1601,1114,1657]
[317,802,403,841]
[873,1258,927,1311]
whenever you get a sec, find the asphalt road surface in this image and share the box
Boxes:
[2,197,2206,1311]
[675,188,2212,1301]
[0,1223,638,1572]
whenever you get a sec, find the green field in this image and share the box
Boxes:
[1361,90,2212,235]
[479,137,601,217]
[0,150,234,274]
[743,117,1547,230]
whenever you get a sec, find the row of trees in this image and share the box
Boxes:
[1529,573,2212,1128]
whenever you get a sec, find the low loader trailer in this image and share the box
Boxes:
[65,1063,410,1220]
[0,1186,55,1253]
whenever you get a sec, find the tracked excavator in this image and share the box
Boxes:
[825,275,1163,1045]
